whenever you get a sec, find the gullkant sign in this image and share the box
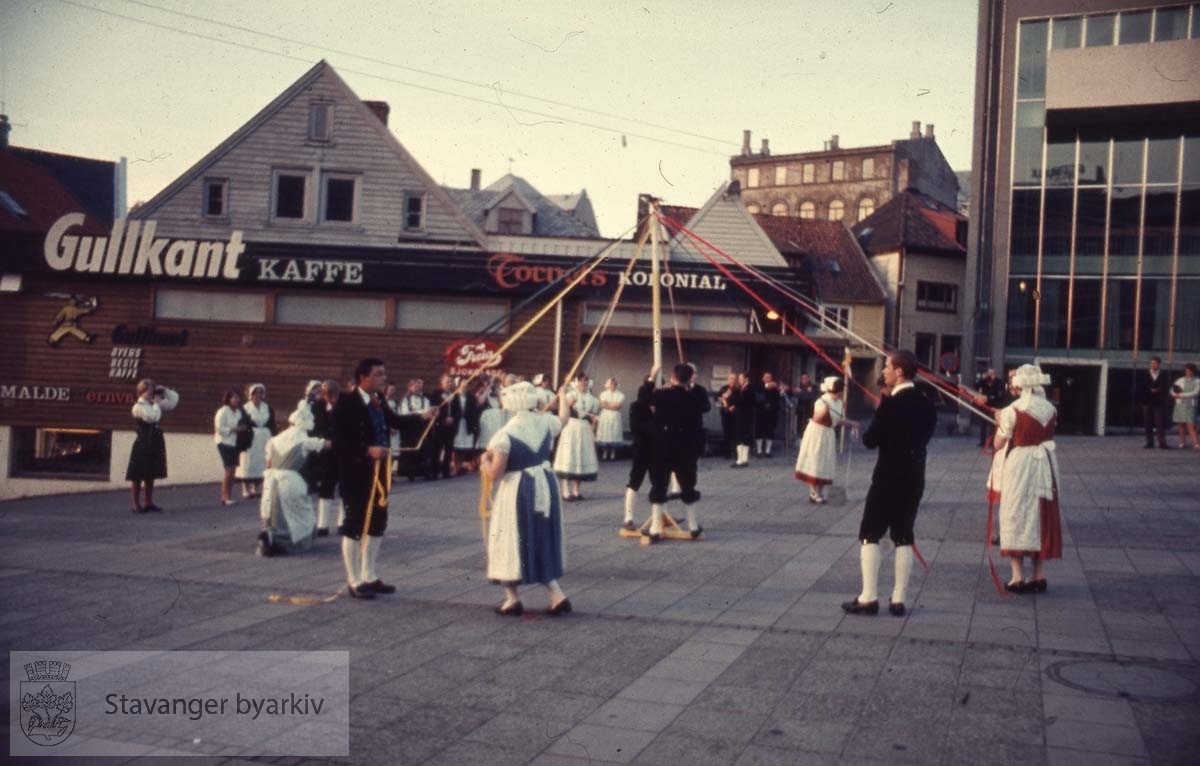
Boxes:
[44,213,244,280]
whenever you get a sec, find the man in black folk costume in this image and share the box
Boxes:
[843,350,937,617]
[333,357,421,599]
[622,366,658,530]
[644,363,708,542]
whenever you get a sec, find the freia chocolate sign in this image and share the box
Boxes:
[444,339,505,377]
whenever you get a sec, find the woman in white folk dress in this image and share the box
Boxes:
[258,403,331,556]
[595,377,625,461]
[553,374,600,501]
[236,383,276,499]
[793,377,845,504]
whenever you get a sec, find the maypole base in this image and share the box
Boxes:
[619,514,703,544]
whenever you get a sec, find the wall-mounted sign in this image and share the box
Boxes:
[47,293,98,345]
[0,385,71,401]
[111,325,189,346]
[444,339,505,377]
[44,213,244,280]
[109,347,143,380]
[256,258,364,285]
[485,252,727,292]
[82,389,138,405]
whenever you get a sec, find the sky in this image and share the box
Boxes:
[1,0,980,238]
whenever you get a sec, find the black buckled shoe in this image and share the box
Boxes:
[641,529,662,544]
[841,599,879,615]
[347,584,376,600]
[548,598,573,616]
[1005,581,1028,594]
[621,521,636,531]
[494,601,523,616]
[690,526,704,539]
[366,580,396,594]
[889,601,906,617]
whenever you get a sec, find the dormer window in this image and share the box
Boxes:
[496,207,524,234]
[308,102,333,142]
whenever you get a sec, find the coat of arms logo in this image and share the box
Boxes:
[20,660,75,746]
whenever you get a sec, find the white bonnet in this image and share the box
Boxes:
[504,381,542,411]
[820,376,841,393]
[246,382,266,397]
[1012,364,1050,391]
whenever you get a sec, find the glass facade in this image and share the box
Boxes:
[1007,11,1200,357]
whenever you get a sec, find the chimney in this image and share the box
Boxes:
[830,134,839,151]
[760,138,770,156]
[470,168,481,191]
[925,123,935,139]
[911,120,921,139]
[742,130,752,156]
[0,114,9,149]
[363,100,390,126]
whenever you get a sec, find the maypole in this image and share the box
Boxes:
[649,198,664,385]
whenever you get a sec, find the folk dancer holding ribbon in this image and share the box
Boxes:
[333,358,419,599]
[480,380,573,616]
[843,350,937,617]
[993,363,1063,594]
[794,376,846,504]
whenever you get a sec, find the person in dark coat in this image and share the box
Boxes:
[792,373,819,441]
[730,372,755,467]
[428,374,456,478]
[753,372,782,457]
[716,373,738,458]
[310,379,341,535]
[1140,356,1170,449]
[622,367,658,530]
[644,363,708,542]
[973,368,1007,447]
[843,350,937,617]
[333,357,420,600]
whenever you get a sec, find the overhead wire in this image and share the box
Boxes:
[54,0,736,157]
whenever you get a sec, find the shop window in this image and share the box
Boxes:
[828,200,845,221]
[916,281,958,313]
[1006,278,1037,348]
[832,161,845,181]
[273,171,308,220]
[396,298,508,333]
[1146,137,1180,184]
[747,168,760,188]
[1012,102,1045,187]
[11,427,111,479]
[403,192,425,231]
[321,174,357,223]
[308,102,333,142]
[799,201,816,219]
[802,163,815,183]
[203,178,227,218]
[155,289,265,322]
[276,295,386,328]
[690,312,745,333]
[774,166,787,186]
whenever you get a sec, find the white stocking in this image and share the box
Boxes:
[892,545,913,605]
[669,474,681,495]
[624,487,636,523]
[336,498,345,527]
[361,535,382,583]
[859,542,881,603]
[341,536,362,587]
[684,502,700,532]
[317,498,332,530]
[649,503,664,536]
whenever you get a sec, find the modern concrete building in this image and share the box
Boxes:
[966,0,1199,434]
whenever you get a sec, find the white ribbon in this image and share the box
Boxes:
[1031,440,1057,500]
[525,461,554,516]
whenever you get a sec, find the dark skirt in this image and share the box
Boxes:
[126,422,167,481]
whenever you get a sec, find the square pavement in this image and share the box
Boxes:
[2,433,1198,764]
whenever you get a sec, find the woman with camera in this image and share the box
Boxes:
[126,378,178,514]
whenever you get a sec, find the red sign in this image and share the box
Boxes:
[444,339,506,377]
[487,252,607,290]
